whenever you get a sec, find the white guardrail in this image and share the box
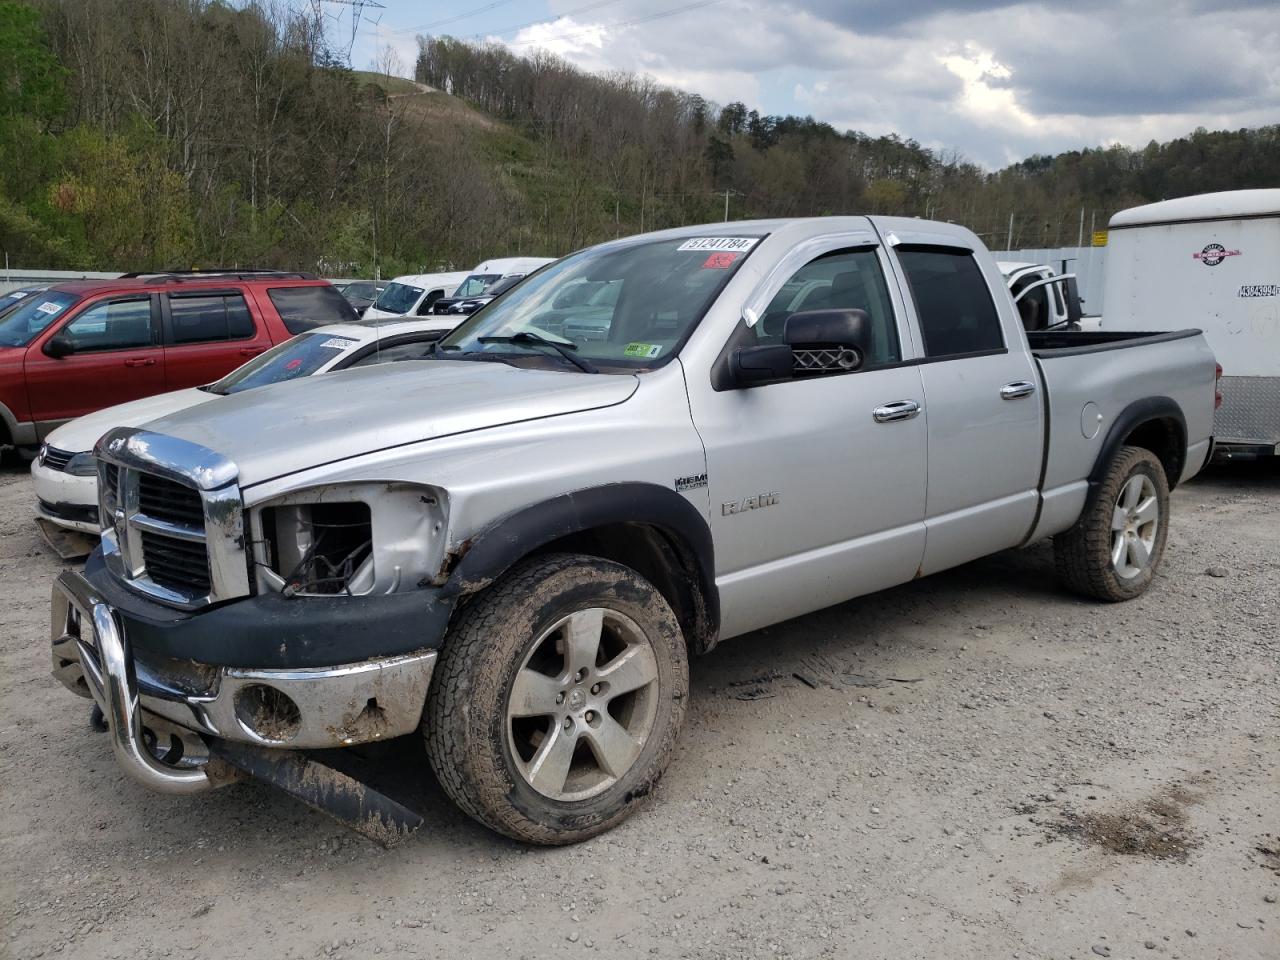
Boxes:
[0,269,123,296]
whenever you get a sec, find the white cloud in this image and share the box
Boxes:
[442,0,1280,167]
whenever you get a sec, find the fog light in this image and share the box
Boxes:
[234,684,301,742]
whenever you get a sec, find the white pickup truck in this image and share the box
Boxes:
[50,217,1217,845]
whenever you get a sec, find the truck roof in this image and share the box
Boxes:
[1109,189,1280,229]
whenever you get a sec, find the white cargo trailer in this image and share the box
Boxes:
[1104,189,1280,459]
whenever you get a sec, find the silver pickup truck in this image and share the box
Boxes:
[50,217,1217,845]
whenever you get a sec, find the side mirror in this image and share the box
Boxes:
[729,344,793,386]
[784,308,870,373]
[784,308,872,352]
[44,334,74,358]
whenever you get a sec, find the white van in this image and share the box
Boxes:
[362,271,470,322]
[1103,189,1280,459]
[430,257,555,313]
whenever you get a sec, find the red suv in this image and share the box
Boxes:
[0,271,358,452]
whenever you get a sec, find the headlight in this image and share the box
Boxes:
[64,452,99,477]
[250,482,449,597]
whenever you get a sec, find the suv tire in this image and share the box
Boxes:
[425,553,689,844]
[1054,445,1170,602]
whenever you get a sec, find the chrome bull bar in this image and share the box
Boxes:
[51,571,213,795]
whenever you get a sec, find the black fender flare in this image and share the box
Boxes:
[440,482,719,637]
[1090,396,1187,490]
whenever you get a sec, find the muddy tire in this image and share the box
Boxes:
[425,553,689,844]
[1054,445,1170,602]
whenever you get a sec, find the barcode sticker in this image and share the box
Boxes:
[676,237,758,252]
[319,337,358,349]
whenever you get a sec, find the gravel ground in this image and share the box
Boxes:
[1,459,1277,960]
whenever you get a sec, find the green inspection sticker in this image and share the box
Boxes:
[623,342,663,359]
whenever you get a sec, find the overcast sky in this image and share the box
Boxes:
[349,0,1280,168]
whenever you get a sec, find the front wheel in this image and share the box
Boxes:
[1054,445,1170,602]
[425,553,689,844]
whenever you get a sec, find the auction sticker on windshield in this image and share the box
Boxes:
[676,237,759,252]
[319,337,359,349]
[624,342,662,358]
[36,301,64,315]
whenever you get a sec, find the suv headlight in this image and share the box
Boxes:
[64,452,99,477]
[249,482,449,597]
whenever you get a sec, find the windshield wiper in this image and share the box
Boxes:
[477,332,598,373]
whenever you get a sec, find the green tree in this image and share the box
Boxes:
[0,0,66,124]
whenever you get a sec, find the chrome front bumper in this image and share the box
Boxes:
[51,571,438,796]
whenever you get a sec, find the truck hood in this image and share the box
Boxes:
[46,388,214,454]
[142,360,638,487]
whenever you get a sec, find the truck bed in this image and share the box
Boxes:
[1024,326,1216,543]
[1027,328,1204,358]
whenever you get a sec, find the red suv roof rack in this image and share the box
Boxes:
[118,269,318,283]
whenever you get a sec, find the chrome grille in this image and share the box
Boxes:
[139,529,211,594]
[42,446,74,471]
[138,473,205,527]
[95,428,248,610]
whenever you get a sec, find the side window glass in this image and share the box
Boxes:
[754,248,901,369]
[897,247,1004,357]
[169,293,255,344]
[1010,275,1050,332]
[416,290,444,315]
[226,294,255,338]
[61,298,153,352]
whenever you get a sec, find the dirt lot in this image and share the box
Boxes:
[1,460,1277,960]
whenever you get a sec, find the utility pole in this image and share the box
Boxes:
[1006,211,1015,251]
[1077,207,1085,248]
[723,189,730,222]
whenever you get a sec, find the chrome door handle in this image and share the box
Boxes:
[873,400,921,423]
[1000,380,1036,400]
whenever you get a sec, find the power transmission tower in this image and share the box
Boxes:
[310,0,386,64]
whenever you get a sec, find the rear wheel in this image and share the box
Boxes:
[425,553,689,844]
[1054,445,1169,602]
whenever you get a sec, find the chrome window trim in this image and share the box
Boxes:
[95,428,250,610]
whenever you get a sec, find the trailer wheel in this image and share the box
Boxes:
[425,553,689,844]
[1054,445,1170,602]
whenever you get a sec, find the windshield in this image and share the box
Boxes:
[0,291,80,347]
[452,273,502,298]
[438,235,760,372]
[343,281,381,300]
[206,331,361,395]
[373,282,423,314]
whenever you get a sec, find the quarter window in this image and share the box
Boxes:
[753,248,901,368]
[60,297,153,352]
[267,286,360,334]
[168,293,255,344]
[897,247,1004,357]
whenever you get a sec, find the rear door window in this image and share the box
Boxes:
[167,292,256,344]
[897,247,1005,358]
[267,285,359,333]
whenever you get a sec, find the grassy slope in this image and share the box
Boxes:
[351,71,616,251]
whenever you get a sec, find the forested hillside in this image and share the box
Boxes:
[1,0,1277,277]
